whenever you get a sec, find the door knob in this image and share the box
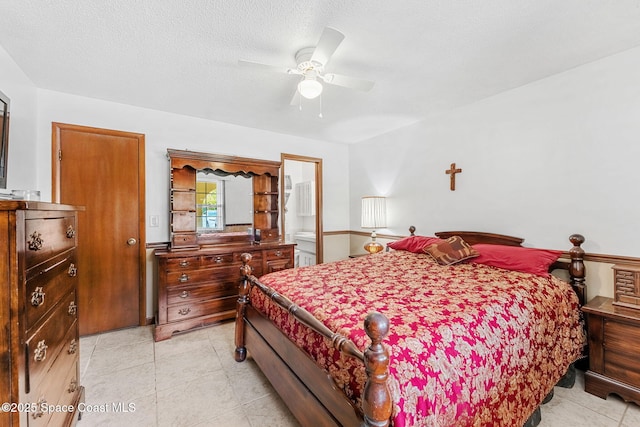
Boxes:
[127,238,137,246]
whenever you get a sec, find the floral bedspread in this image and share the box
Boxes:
[249,250,585,427]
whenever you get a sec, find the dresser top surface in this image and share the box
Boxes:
[155,241,296,258]
[0,200,84,211]
[583,295,640,322]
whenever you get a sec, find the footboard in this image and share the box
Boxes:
[234,253,392,427]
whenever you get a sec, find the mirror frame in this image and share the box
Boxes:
[167,149,281,248]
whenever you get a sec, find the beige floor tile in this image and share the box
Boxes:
[539,394,619,427]
[77,392,156,427]
[86,340,155,376]
[155,346,224,392]
[196,406,253,427]
[156,372,242,427]
[243,393,300,427]
[94,325,154,350]
[622,402,640,427]
[154,328,213,360]
[226,360,275,404]
[553,372,627,422]
[82,360,156,403]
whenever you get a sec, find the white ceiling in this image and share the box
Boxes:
[1,1,640,144]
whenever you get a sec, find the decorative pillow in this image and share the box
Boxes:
[423,236,479,265]
[470,244,563,276]
[387,235,443,254]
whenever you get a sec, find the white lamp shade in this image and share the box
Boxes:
[298,77,323,99]
[361,196,387,228]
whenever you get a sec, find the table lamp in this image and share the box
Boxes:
[361,196,386,254]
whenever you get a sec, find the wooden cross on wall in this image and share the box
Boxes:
[445,163,462,191]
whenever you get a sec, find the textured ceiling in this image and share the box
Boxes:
[1,1,640,144]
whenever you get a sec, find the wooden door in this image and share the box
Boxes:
[52,123,145,335]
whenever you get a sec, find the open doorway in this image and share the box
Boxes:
[281,154,323,265]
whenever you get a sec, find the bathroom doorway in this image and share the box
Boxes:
[281,154,323,265]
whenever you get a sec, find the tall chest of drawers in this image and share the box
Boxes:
[154,242,295,341]
[0,201,84,427]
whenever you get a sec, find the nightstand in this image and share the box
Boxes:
[583,296,640,405]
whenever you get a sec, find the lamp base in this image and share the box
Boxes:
[364,241,384,254]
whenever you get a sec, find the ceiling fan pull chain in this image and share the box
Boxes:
[318,94,323,118]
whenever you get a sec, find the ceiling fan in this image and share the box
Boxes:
[239,27,375,103]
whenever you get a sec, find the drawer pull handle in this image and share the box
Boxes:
[180,291,190,298]
[32,396,47,419]
[68,379,78,393]
[179,273,189,283]
[31,287,46,307]
[215,256,223,263]
[68,301,77,316]
[68,263,78,277]
[28,231,43,251]
[178,307,191,316]
[34,340,48,362]
[275,250,282,257]
[66,225,76,238]
[68,339,77,354]
[179,260,190,267]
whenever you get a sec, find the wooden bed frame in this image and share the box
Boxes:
[234,229,586,427]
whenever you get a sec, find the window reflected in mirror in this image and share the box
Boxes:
[196,178,223,231]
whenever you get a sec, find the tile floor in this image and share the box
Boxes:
[77,322,640,427]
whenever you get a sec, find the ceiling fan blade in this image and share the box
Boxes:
[289,88,300,106]
[310,27,345,66]
[322,73,375,92]
[238,59,294,74]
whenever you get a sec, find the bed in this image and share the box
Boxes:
[234,229,587,427]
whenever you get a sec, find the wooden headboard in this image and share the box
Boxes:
[435,230,524,247]
[428,228,586,306]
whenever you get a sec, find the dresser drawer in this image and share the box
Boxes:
[25,292,77,393]
[265,247,294,273]
[264,247,293,260]
[166,265,241,287]
[25,250,77,331]
[25,217,77,269]
[164,256,199,270]
[167,281,238,305]
[604,348,640,387]
[167,295,237,322]
[46,359,80,427]
[201,253,235,266]
[604,319,640,352]
[26,354,78,427]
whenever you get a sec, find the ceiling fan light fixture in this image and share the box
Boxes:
[298,76,323,99]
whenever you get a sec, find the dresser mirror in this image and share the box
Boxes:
[168,149,281,248]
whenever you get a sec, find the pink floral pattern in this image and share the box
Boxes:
[250,250,585,426]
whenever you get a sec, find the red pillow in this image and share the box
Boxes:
[471,244,563,276]
[387,235,443,254]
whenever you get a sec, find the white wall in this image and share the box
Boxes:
[350,46,640,259]
[0,45,39,191]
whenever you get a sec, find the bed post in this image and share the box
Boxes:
[235,252,252,362]
[362,312,392,427]
[568,234,586,306]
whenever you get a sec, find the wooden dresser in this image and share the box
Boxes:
[0,201,84,426]
[583,295,640,405]
[154,242,295,341]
